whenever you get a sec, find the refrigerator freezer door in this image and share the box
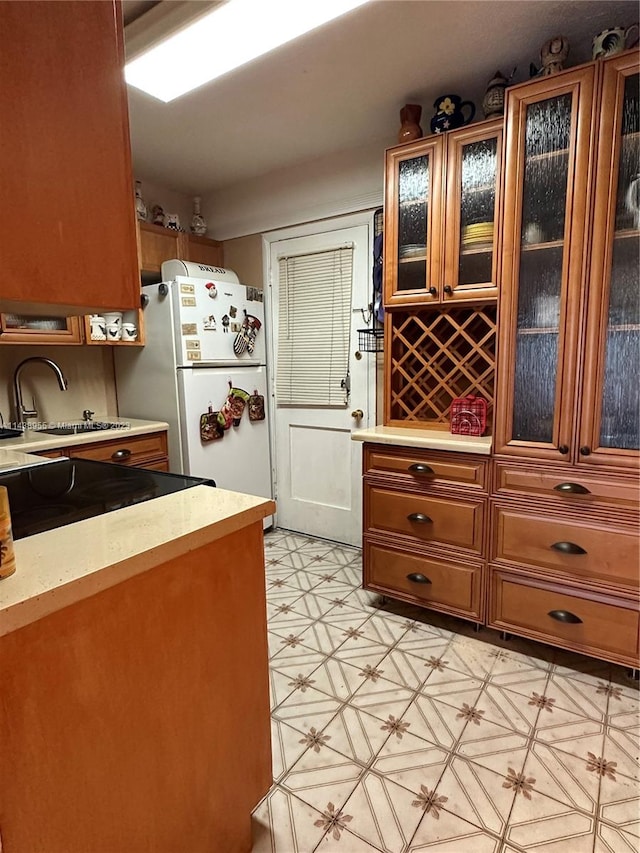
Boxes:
[171,277,265,366]
[177,366,272,502]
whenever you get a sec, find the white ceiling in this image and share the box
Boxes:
[125,0,639,195]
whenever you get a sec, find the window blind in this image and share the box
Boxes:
[276,245,353,407]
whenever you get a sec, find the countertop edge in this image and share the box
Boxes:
[351,426,492,455]
[1,490,275,637]
[0,418,169,453]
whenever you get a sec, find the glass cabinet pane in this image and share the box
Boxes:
[458,138,498,285]
[511,93,572,442]
[397,155,428,291]
[600,72,640,450]
[2,314,69,332]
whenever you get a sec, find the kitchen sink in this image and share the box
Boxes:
[32,422,121,436]
[0,427,23,440]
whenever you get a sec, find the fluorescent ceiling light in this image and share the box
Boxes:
[125,0,371,103]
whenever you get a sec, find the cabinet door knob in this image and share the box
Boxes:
[580,446,591,456]
[553,482,591,495]
[548,609,583,624]
[111,448,132,461]
[406,572,431,584]
[444,285,453,295]
[407,512,433,524]
[551,541,587,555]
[558,445,569,454]
[428,287,437,296]
[408,463,434,475]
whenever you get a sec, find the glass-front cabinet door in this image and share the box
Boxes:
[0,314,82,344]
[384,137,443,306]
[443,118,502,302]
[494,67,596,460]
[579,52,640,470]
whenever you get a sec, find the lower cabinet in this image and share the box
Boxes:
[36,430,169,471]
[361,442,640,668]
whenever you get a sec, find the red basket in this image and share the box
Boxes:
[449,395,487,436]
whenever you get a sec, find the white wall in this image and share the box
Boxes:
[202,140,385,241]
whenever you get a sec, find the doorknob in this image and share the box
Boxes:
[351,409,364,420]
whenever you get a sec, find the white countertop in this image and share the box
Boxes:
[0,449,58,473]
[0,486,275,637]
[0,417,168,454]
[351,425,492,455]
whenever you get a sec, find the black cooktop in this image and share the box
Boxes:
[0,458,215,540]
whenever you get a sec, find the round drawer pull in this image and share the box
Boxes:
[444,285,453,295]
[407,512,433,524]
[408,463,434,475]
[580,446,591,456]
[553,482,591,495]
[558,445,569,455]
[428,287,437,296]
[548,609,583,624]
[111,448,132,461]
[406,572,431,584]
[550,541,587,555]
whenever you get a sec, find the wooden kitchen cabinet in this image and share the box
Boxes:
[0,1,140,316]
[494,55,639,467]
[362,443,488,623]
[36,431,169,471]
[0,314,82,345]
[384,118,502,307]
[139,223,224,275]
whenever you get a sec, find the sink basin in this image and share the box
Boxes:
[32,422,120,436]
[0,427,23,440]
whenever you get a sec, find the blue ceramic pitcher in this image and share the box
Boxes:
[430,95,475,134]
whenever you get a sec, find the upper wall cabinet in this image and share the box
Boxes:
[0,1,140,316]
[139,224,224,275]
[495,54,639,469]
[384,118,502,307]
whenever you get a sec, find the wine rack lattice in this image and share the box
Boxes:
[387,305,497,428]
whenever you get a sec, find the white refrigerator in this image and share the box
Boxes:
[115,261,273,510]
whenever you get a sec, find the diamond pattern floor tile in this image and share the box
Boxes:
[254,529,640,853]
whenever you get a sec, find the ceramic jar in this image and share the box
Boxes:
[430,95,475,134]
[398,104,423,144]
[482,71,508,118]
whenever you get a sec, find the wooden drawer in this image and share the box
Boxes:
[366,485,484,553]
[489,568,640,665]
[69,431,168,467]
[365,539,483,620]
[35,449,65,458]
[492,502,639,586]
[493,461,639,508]
[364,444,487,490]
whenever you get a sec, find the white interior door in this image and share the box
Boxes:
[267,221,373,546]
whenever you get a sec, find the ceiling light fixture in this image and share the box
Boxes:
[125,0,371,103]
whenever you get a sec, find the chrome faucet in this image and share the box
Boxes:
[13,357,68,427]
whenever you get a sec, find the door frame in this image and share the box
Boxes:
[262,210,378,530]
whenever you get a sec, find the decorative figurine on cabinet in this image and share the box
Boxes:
[164,213,182,231]
[482,70,509,118]
[530,35,570,77]
[134,180,147,222]
[430,94,475,134]
[398,104,423,143]
[592,24,639,59]
[151,204,165,226]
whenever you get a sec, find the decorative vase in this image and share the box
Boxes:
[190,196,207,236]
[134,180,147,222]
[398,104,423,144]
[482,71,508,118]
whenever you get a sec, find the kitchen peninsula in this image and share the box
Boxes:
[0,481,275,853]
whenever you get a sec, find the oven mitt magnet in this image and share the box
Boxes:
[200,405,224,442]
[233,311,262,356]
[217,385,249,429]
[248,390,265,422]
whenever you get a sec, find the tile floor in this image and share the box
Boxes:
[251,530,640,853]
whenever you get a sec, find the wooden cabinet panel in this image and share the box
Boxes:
[0,1,139,315]
[489,568,639,665]
[365,445,487,489]
[185,235,224,267]
[139,223,185,274]
[365,539,483,620]
[366,485,484,553]
[493,460,639,507]
[492,502,639,586]
[67,431,168,468]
